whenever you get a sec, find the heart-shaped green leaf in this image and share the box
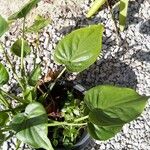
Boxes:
[119,0,129,31]
[0,15,9,37]
[89,109,125,126]
[26,15,51,33]
[84,85,148,140]
[54,25,104,72]
[11,102,53,150]
[28,65,41,86]
[86,0,106,18]
[11,39,31,57]
[8,0,41,20]
[0,112,9,127]
[0,63,9,86]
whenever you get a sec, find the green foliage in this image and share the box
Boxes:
[0,63,9,86]
[84,85,148,140]
[119,0,129,31]
[8,0,41,20]
[54,25,104,72]
[0,0,148,149]
[88,122,122,140]
[11,102,53,150]
[0,132,5,145]
[11,39,31,57]
[86,0,106,18]
[28,65,41,86]
[0,15,9,37]
[26,15,51,33]
[23,86,36,103]
[0,112,9,127]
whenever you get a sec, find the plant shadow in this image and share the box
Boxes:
[112,0,144,30]
[131,50,150,63]
[74,57,137,90]
[139,19,150,35]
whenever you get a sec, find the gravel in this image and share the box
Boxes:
[0,0,150,149]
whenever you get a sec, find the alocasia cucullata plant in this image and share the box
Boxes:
[0,0,149,150]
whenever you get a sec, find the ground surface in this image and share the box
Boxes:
[0,0,150,150]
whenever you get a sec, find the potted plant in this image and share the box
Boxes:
[0,0,149,150]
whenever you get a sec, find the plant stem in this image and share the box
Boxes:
[74,115,89,122]
[0,89,24,103]
[47,122,87,127]
[47,115,88,127]
[16,139,21,150]
[33,33,39,69]
[0,43,24,90]
[43,67,66,99]
[0,91,10,108]
[21,17,26,76]
[0,104,25,113]
[106,0,121,45]
[50,67,66,91]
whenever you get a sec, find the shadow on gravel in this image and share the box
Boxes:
[75,57,137,90]
[58,16,107,35]
[139,19,150,35]
[131,50,150,62]
[113,0,144,30]
[127,0,144,24]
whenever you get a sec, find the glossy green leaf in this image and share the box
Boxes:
[89,109,125,126]
[0,15,9,37]
[54,25,104,72]
[8,0,41,20]
[0,63,9,86]
[0,112,9,127]
[11,102,53,150]
[86,0,106,18]
[28,65,41,86]
[84,85,148,140]
[88,122,122,140]
[11,39,31,57]
[85,85,148,123]
[26,15,51,33]
[119,0,129,31]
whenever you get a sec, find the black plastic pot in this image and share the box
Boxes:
[54,84,91,150]
[55,131,91,150]
[37,83,92,150]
